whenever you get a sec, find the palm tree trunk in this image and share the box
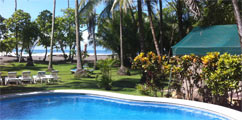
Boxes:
[28,48,33,62]
[15,0,17,11]
[15,34,18,61]
[120,8,124,68]
[48,0,56,71]
[43,46,47,62]
[93,30,97,70]
[67,0,72,61]
[19,47,23,62]
[15,0,18,61]
[177,0,184,39]
[68,45,72,61]
[71,43,75,63]
[26,46,34,66]
[138,0,145,52]
[146,1,160,56]
[159,0,163,55]
[68,0,69,8]
[232,0,242,52]
[60,42,66,61]
[128,3,136,25]
[75,0,83,70]
[168,25,175,59]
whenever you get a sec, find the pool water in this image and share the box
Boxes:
[0,94,228,120]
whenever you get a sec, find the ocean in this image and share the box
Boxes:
[10,49,113,56]
[32,49,112,55]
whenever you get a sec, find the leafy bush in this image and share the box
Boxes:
[96,59,115,90]
[202,53,242,104]
[132,52,172,96]
[177,54,202,100]
[96,74,112,90]
[132,52,242,107]
[136,84,151,95]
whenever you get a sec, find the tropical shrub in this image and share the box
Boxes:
[202,53,242,105]
[96,59,115,90]
[133,52,171,96]
[136,84,151,95]
[167,56,183,98]
[133,52,242,108]
[177,54,202,100]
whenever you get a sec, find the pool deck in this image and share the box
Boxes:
[1,89,241,120]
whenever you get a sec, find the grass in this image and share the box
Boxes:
[0,62,142,95]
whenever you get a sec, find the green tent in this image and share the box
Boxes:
[172,24,242,56]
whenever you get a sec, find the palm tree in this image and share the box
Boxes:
[78,0,132,73]
[176,0,184,40]
[87,10,97,70]
[111,0,132,75]
[67,0,71,61]
[145,0,160,56]
[48,0,56,71]
[75,0,83,71]
[159,0,163,55]
[232,0,242,52]
[137,0,145,52]
[176,0,200,39]
[76,0,103,71]
[68,0,69,8]
[14,0,19,61]
[12,0,26,62]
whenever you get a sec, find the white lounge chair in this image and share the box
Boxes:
[5,72,21,85]
[33,71,48,84]
[0,72,2,85]
[50,70,60,82]
[19,71,33,84]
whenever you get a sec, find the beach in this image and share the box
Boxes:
[0,52,112,64]
[0,49,115,64]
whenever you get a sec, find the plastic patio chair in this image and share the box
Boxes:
[50,70,60,82]
[0,72,2,85]
[5,72,21,85]
[33,71,48,83]
[19,71,33,84]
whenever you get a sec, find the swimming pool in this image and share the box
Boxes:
[0,90,241,120]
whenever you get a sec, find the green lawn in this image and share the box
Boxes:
[0,62,142,95]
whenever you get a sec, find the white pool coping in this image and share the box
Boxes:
[1,89,241,120]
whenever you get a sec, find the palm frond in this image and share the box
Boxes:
[79,0,101,17]
[111,0,119,13]
[78,0,86,11]
[99,0,114,19]
[111,0,133,14]
[87,10,96,43]
[184,0,201,18]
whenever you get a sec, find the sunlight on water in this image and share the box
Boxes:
[0,94,228,120]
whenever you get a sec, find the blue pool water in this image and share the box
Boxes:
[0,94,228,120]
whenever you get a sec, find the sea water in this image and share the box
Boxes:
[11,49,112,56]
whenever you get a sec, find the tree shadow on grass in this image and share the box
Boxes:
[0,64,46,72]
[0,86,47,95]
[111,78,139,91]
[129,70,141,75]
[62,80,98,89]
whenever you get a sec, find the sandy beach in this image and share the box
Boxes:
[0,53,112,64]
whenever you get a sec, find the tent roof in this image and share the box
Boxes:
[172,24,241,56]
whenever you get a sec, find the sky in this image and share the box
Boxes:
[0,0,105,51]
[0,0,168,51]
